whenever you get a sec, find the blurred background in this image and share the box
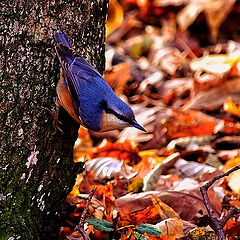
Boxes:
[65,1,240,239]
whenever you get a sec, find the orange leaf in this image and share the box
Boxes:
[74,127,93,162]
[104,61,132,95]
[224,96,240,117]
[119,205,161,227]
[90,139,141,166]
[106,0,124,37]
[224,218,240,239]
[225,156,240,170]
[163,109,217,140]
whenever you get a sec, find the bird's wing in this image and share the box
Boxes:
[55,43,109,131]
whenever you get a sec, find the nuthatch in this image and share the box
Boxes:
[54,31,146,132]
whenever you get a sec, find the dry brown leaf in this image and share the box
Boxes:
[152,197,184,239]
[225,156,240,170]
[155,218,184,239]
[138,71,164,93]
[107,11,140,44]
[157,77,193,105]
[213,136,240,150]
[177,0,236,39]
[183,78,240,110]
[115,189,221,221]
[224,218,240,238]
[150,47,184,75]
[154,0,186,7]
[152,196,180,219]
[217,149,240,161]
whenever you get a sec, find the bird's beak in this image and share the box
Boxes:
[131,120,147,132]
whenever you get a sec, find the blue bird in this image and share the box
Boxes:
[54,31,146,132]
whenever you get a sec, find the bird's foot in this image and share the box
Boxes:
[44,101,64,134]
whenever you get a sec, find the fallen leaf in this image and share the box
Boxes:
[177,0,236,39]
[152,197,184,239]
[227,169,240,194]
[224,157,240,194]
[182,227,218,240]
[213,136,240,150]
[115,189,221,221]
[174,158,216,177]
[155,217,184,239]
[183,78,240,110]
[224,96,240,117]
[119,205,161,226]
[107,11,140,44]
[152,196,180,219]
[190,54,232,74]
[167,135,213,151]
[106,0,124,37]
[163,109,218,140]
[74,128,93,162]
[104,61,132,95]
[90,139,141,166]
[85,157,137,180]
[143,153,180,191]
[224,218,240,239]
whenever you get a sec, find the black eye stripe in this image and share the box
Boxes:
[105,108,134,124]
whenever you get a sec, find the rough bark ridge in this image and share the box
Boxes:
[0,1,108,239]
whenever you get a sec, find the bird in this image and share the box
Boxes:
[54,31,146,132]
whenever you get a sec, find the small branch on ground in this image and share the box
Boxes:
[200,165,240,240]
[68,187,97,240]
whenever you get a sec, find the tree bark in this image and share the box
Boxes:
[0,1,108,239]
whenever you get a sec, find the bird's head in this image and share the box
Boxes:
[101,97,146,132]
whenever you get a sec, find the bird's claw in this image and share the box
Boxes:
[44,106,64,134]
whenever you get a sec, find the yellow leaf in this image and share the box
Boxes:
[151,196,180,220]
[106,0,124,37]
[224,157,240,194]
[184,227,218,239]
[223,96,240,118]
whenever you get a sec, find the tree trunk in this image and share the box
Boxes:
[0,1,108,239]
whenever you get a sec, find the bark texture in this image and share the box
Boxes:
[0,1,108,239]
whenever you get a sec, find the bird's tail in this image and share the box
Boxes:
[54,31,72,48]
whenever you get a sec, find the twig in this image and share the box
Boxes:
[200,165,240,240]
[74,187,98,240]
[220,207,240,227]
